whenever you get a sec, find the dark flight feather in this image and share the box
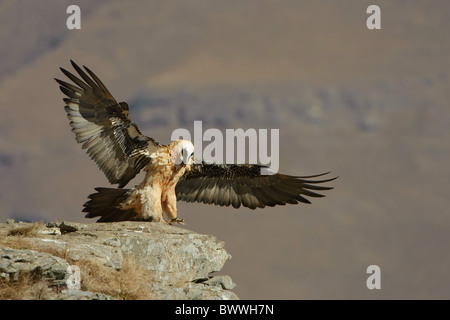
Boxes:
[176,163,336,209]
[83,187,142,222]
[55,60,159,188]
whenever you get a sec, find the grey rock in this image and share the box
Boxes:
[0,247,69,283]
[0,221,238,300]
[149,275,238,300]
[39,227,61,235]
[202,275,236,290]
[116,223,231,285]
[66,241,122,270]
[150,281,239,300]
[46,221,59,228]
[59,221,86,233]
[54,289,115,300]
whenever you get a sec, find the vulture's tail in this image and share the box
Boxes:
[83,187,139,222]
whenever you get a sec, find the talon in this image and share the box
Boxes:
[159,218,170,225]
[169,218,185,225]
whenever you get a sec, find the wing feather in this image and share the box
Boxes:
[176,163,336,210]
[56,60,160,187]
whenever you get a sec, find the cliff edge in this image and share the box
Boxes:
[0,220,238,300]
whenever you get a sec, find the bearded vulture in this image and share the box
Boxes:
[55,60,336,224]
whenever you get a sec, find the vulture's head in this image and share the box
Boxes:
[171,139,195,166]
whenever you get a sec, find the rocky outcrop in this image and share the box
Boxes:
[0,221,238,300]
[0,247,69,282]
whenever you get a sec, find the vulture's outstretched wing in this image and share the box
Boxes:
[55,60,159,188]
[176,163,336,209]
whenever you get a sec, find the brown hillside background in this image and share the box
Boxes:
[1,0,449,299]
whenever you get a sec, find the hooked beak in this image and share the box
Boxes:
[182,152,194,165]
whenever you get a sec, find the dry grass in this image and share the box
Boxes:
[0,226,68,259]
[6,222,44,237]
[0,232,65,300]
[77,256,155,300]
[0,229,155,300]
[0,235,34,251]
[0,273,53,300]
